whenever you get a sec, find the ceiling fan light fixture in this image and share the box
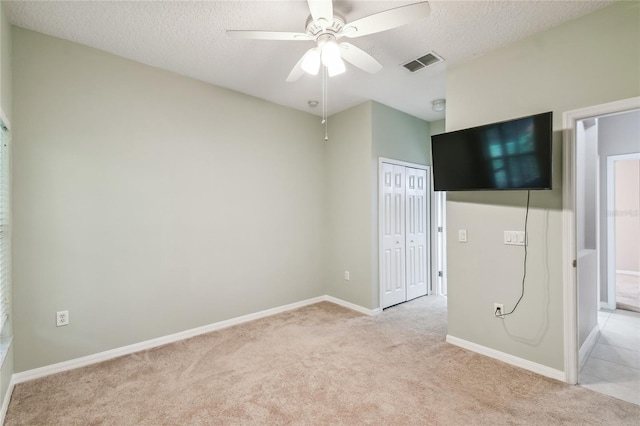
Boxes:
[321,39,341,68]
[228,1,431,83]
[327,57,346,77]
[301,48,321,75]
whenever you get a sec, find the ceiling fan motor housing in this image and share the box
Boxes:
[305,14,345,39]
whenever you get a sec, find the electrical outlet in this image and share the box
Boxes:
[493,303,504,318]
[56,310,69,327]
[344,271,350,281]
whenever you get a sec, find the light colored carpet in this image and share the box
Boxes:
[5,296,640,425]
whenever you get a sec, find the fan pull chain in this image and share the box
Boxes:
[321,66,326,125]
[322,66,328,141]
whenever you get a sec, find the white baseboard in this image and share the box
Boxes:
[579,324,600,371]
[616,270,640,276]
[325,295,380,316]
[445,335,566,382]
[600,301,615,310]
[0,376,15,425]
[11,295,372,385]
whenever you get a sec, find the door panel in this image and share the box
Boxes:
[381,163,406,308]
[406,168,428,301]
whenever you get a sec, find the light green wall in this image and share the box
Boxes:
[371,102,430,307]
[0,0,12,407]
[445,1,640,370]
[429,119,445,136]
[11,27,430,372]
[325,102,430,309]
[12,28,327,371]
[0,2,10,123]
[325,102,374,308]
[372,102,430,166]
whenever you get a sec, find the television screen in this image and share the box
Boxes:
[431,112,553,191]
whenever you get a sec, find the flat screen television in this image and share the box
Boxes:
[431,111,553,191]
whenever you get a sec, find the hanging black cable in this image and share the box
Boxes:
[496,190,530,318]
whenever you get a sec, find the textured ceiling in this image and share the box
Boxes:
[5,0,615,122]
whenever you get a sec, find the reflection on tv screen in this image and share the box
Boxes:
[481,118,542,189]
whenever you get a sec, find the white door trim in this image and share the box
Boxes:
[379,157,429,171]
[378,157,431,310]
[434,191,447,296]
[607,152,640,310]
[562,96,640,385]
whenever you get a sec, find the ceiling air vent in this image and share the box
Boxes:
[402,51,444,73]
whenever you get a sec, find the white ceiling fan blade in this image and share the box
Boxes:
[341,2,430,38]
[307,0,333,29]
[286,53,307,83]
[339,43,382,74]
[226,30,312,41]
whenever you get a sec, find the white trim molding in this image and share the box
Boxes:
[600,301,615,310]
[11,295,375,385]
[579,324,600,372]
[378,157,429,171]
[562,96,640,385]
[446,335,565,382]
[324,295,381,316]
[0,375,15,425]
[616,270,640,276]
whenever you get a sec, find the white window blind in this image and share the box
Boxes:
[0,123,9,334]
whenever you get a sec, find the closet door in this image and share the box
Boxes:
[381,163,406,309]
[406,168,428,300]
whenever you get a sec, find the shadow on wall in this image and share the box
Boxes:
[501,209,551,346]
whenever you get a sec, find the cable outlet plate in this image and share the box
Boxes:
[56,310,69,327]
[493,303,504,318]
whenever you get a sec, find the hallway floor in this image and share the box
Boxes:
[580,308,640,405]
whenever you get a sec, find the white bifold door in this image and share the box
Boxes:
[380,162,429,309]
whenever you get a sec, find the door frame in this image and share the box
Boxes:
[562,96,640,384]
[378,157,431,310]
[607,152,640,310]
[434,191,447,296]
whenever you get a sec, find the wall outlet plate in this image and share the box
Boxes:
[56,310,69,327]
[493,303,504,318]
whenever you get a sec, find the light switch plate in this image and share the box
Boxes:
[504,231,526,246]
[458,229,468,243]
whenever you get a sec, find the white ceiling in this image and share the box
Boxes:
[5,0,614,122]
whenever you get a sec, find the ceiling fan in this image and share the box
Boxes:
[227,1,430,82]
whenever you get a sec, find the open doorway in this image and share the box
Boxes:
[567,105,640,405]
[609,155,640,313]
